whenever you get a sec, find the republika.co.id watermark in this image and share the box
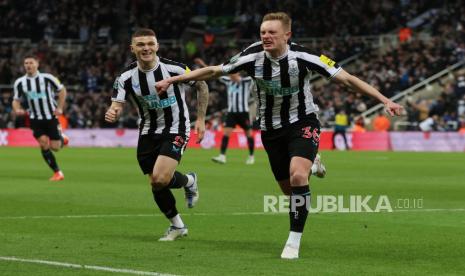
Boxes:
[263,195,423,213]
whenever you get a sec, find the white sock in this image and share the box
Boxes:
[311,164,317,174]
[220,154,226,158]
[186,174,194,187]
[169,214,185,228]
[286,231,302,248]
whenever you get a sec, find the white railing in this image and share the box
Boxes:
[361,60,465,119]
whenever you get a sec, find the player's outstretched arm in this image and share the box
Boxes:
[333,69,403,116]
[194,80,209,143]
[156,65,223,95]
[104,101,124,123]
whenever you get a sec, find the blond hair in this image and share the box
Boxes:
[262,12,292,31]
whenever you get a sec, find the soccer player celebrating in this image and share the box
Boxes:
[12,56,69,181]
[105,29,209,241]
[156,13,402,258]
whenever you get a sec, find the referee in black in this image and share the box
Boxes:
[12,56,68,181]
[157,12,403,259]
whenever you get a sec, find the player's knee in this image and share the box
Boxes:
[38,141,49,149]
[290,171,308,185]
[150,173,171,189]
[50,145,60,152]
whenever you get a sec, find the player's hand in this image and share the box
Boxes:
[193,58,207,67]
[14,108,26,116]
[54,107,63,116]
[195,119,205,143]
[105,106,121,123]
[384,101,403,116]
[155,79,172,95]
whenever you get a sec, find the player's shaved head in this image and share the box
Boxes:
[132,28,156,39]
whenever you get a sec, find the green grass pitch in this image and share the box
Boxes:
[1,147,464,275]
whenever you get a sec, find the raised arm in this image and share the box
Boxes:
[333,69,403,116]
[193,80,209,143]
[156,65,223,94]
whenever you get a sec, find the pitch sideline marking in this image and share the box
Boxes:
[0,256,179,276]
[0,209,465,220]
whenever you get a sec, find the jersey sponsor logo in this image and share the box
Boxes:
[27,91,47,100]
[319,55,336,68]
[185,66,191,74]
[143,95,177,109]
[227,84,240,94]
[256,79,299,96]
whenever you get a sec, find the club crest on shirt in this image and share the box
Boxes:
[288,64,299,77]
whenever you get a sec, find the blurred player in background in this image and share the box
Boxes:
[195,57,256,165]
[105,28,209,241]
[157,12,402,259]
[12,56,68,181]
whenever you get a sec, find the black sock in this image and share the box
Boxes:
[247,136,254,155]
[152,187,178,219]
[167,171,189,189]
[220,136,229,154]
[41,149,59,172]
[289,186,311,232]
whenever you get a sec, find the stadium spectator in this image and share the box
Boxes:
[333,109,350,149]
[373,112,391,131]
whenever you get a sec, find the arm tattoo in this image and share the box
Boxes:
[195,81,209,118]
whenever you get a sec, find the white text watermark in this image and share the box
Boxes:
[263,195,423,213]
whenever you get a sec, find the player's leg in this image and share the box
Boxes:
[263,129,303,258]
[281,121,320,259]
[240,113,255,165]
[280,156,312,259]
[49,118,69,151]
[47,119,66,180]
[212,113,234,164]
[138,135,196,241]
[32,120,63,181]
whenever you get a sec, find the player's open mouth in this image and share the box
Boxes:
[263,41,272,47]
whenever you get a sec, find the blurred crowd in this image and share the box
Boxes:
[1,0,464,131]
[1,0,441,41]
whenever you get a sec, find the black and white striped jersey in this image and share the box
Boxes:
[222,41,342,131]
[13,72,64,120]
[112,58,195,136]
[218,76,253,113]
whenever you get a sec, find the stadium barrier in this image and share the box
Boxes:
[1,129,464,152]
